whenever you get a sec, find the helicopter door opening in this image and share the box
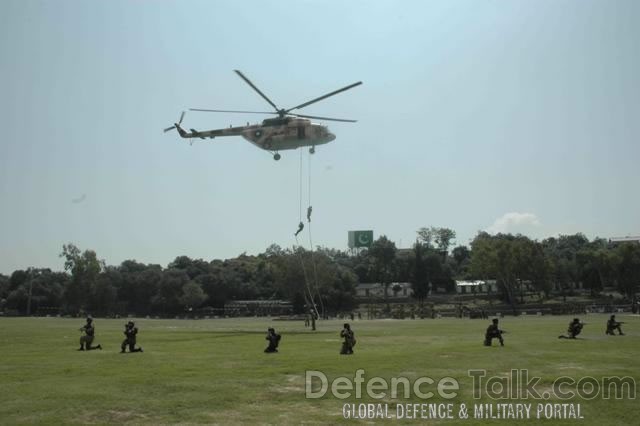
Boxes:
[297,126,305,139]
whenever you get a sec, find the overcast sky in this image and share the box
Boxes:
[1,0,638,274]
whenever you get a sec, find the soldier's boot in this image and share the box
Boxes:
[78,346,85,351]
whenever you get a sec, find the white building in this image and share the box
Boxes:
[455,280,498,294]
[609,236,640,244]
[355,282,414,299]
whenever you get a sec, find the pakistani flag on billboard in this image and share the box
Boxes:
[349,230,374,248]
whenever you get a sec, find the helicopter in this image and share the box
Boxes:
[164,70,362,160]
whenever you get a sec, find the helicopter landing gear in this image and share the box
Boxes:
[309,146,315,154]
[273,153,281,161]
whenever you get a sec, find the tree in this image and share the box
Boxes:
[152,269,189,315]
[576,243,614,296]
[542,234,590,299]
[470,233,542,312]
[309,251,357,316]
[434,227,457,254]
[169,256,211,280]
[369,236,397,308]
[264,244,286,258]
[410,242,430,306]
[5,269,67,315]
[89,268,119,315]
[116,261,162,315]
[270,247,314,314]
[418,227,457,255]
[196,266,231,309]
[614,243,640,299]
[180,281,208,310]
[417,227,436,249]
[451,245,471,278]
[0,274,9,309]
[59,244,104,314]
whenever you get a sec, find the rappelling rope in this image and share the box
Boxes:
[299,149,304,223]
[295,150,319,318]
[295,234,318,315]
[306,152,325,318]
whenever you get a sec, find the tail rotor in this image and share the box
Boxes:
[163,111,186,133]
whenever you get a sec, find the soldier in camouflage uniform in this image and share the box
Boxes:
[484,318,505,346]
[78,317,102,351]
[121,321,143,353]
[605,315,625,335]
[340,323,356,355]
[264,327,281,353]
[559,318,584,339]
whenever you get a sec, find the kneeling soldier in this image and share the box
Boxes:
[606,315,625,335]
[559,318,584,339]
[78,317,102,351]
[121,321,143,353]
[264,327,281,353]
[484,318,505,346]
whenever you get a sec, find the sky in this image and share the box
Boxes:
[1,0,639,274]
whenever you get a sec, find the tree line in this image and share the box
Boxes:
[0,229,639,316]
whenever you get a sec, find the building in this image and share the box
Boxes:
[609,236,640,245]
[355,282,414,299]
[455,280,498,294]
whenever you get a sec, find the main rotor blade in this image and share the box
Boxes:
[163,126,175,132]
[179,111,185,124]
[190,108,277,115]
[286,81,362,113]
[234,70,279,112]
[289,113,357,123]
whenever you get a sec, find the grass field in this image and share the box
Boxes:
[0,314,638,425]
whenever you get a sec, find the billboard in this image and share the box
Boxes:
[348,230,374,248]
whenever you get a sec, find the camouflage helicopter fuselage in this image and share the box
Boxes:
[175,116,335,153]
[166,70,359,160]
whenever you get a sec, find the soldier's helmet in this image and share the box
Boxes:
[344,323,350,329]
[492,318,499,324]
[86,317,93,323]
[268,327,274,332]
[610,315,616,320]
[573,318,580,323]
[128,321,134,326]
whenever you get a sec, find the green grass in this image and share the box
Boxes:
[0,315,638,425]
